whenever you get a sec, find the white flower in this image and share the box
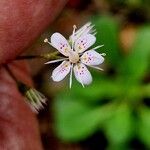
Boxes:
[44,22,105,88]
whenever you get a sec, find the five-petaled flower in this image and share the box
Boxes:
[44,22,105,88]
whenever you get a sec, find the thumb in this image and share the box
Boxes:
[0,0,67,149]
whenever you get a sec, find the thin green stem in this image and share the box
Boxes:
[15,51,60,61]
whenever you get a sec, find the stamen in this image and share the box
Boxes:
[71,25,77,49]
[101,53,106,56]
[44,38,48,43]
[73,25,77,30]
[72,25,77,37]
[45,58,68,64]
[92,45,104,50]
[89,65,104,71]
[93,32,97,36]
[44,38,52,45]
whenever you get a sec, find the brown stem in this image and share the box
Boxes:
[4,65,30,94]
[16,55,43,60]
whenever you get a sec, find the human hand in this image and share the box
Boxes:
[0,0,67,149]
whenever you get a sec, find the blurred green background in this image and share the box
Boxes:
[28,0,150,149]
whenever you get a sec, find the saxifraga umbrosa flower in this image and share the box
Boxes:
[44,22,105,88]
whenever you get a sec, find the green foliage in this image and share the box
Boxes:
[138,106,150,148]
[119,26,150,84]
[53,16,150,148]
[105,103,133,145]
[54,95,115,141]
[69,76,123,102]
[93,16,121,67]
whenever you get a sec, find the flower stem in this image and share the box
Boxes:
[15,51,60,60]
[4,65,47,112]
[4,65,30,94]
[4,65,18,83]
[16,55,43,60]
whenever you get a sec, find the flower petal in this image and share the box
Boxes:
[80,50,104,66]
[50,32,71,56]
[51,61,71,82]
[73,63,92,85]
[75,22,92,35]
[70,22,95,42]
[74,34,96,53]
